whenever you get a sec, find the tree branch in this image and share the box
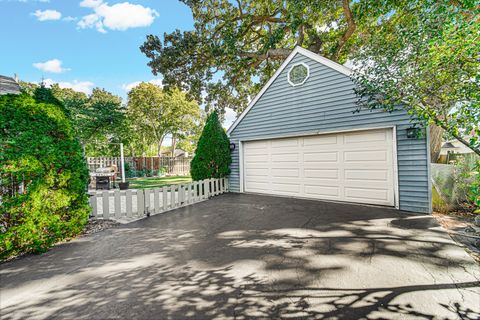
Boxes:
[296,24,305,46]
[238,48,292,60]
[332,0,356,60]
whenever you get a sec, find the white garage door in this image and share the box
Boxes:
[243,128,396,206]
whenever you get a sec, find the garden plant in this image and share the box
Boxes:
[0,93,90,259]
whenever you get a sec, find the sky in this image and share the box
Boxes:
[0,0,238,131]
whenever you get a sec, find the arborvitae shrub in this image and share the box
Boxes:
[190,111,231,180]
[0,93,90,259]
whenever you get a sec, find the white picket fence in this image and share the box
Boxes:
[88,178,228,221]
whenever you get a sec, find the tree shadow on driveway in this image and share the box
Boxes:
[1,193,479,319]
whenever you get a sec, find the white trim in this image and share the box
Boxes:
[426,126,433,214]
[239,141,244,193]
[392,126,400,209]
[238,125,395,142]
[227,46,352,136]
[295,47,352,77]
[239,125,399,208]
[287,62,310,87]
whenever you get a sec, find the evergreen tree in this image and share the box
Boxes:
[190,111,231,180]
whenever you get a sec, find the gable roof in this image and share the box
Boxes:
[227,46,352,135]
[0,75,21,95]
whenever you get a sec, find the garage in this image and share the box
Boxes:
[227,47,430,213]
[243,128,396,206]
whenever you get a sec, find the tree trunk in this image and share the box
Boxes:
[171,134,177,157]
[429,125,443,163]
[157,136,164,157]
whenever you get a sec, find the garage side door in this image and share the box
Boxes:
[243,128,395,206]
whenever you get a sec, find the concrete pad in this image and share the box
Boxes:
[1,193,479,319]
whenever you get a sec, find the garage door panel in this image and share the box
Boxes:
[344,150,388,162]
[243,128,395,207]
[344,187,389,202]
[303,135,337,146]
[271,138,299,148]
[245,181,269,190]
[304,168,339,179]
[271,153,299,162]
[303,151,338,162]
[244,141,269,151]
[344,129,389,144]
[245,154,269,163]
[245,168,269,177]
[272,182,301,194]
[345,169,389,181]
[304,185,340,197]
[270,163,300,170]
[345,181,391,191]
[271,168,300,178]
[303,162,341,170]
[244,148,269,156]
[270,177,302,184]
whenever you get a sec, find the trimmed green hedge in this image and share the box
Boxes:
[0,93,90,259]
[190,111,231,180]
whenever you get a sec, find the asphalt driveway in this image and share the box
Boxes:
[1,193,479,319]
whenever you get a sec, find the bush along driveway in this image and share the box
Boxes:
[1,193,479,320]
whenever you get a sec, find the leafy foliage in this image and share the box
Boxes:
[190,111,231,180]
[141,0,413,113]
[452,157,480,213]
[352,1,480,155]
[127,83,200,156]
[19,82,125,156]
[0,94,90,259]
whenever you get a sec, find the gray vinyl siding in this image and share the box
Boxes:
[229,53,430,213]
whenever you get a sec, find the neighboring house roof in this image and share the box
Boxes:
[440,139,473,155]
[441,142,456,149]
[161,149,188,157]
[227,46,352,135]
[0,75,21,95]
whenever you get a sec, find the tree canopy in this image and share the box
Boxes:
[126,83,200,156]
[352,1,479,155]
[19,82,125,156]
[141,0,414,113]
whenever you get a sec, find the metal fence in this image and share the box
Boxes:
[88,178,228,221]
[87,156,192,177]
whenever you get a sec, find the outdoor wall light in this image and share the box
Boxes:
[406,127,420,139]
[229,142,236,151]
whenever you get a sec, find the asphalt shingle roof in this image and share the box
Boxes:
[0,75,21,95]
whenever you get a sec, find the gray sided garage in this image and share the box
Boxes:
[227,47,431,213]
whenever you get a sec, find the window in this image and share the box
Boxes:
[288,63,309,86]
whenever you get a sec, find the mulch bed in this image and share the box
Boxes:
[433,212,480,264]
[82,218,120,236]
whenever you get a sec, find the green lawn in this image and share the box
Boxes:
[127,176,192,189]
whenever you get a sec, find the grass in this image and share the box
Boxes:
[432,186,449,214]
[127,175,192,190]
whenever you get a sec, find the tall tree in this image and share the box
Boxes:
[177,112,206,154]
[141,0,410,113]
[19,82,125,155]
[190,111,231,180]
[352,1,479,156]
[126,83,200,156]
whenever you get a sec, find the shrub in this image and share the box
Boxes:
[468,160,480,214]
[451,156,480,213]
[190,111,231,180]
[0,93,90,259]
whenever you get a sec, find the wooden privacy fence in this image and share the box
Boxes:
[87,156,192,177]
[88,178,228,220]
